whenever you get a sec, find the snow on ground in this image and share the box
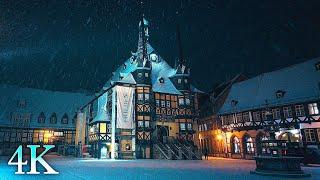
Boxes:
[0,155,319,180]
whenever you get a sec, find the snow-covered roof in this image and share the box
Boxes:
[219,58,320,115]
[0,84,93,129]
[102,43,183,95]
[190,85,205,94]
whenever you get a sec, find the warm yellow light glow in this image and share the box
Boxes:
[100,123,107,133]
[226,132,232,139]
[44,131,52,139]
[216,134,222,140]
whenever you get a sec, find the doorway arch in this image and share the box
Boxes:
[157,126,169,143]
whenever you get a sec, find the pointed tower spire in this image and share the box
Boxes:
[175,24,189,75]
[137,1,150,69]
[177,24,185,66]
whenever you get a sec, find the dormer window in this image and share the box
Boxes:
[184,79,188,83]
[18,99,26,108]
[178,79,182,84]
[231,100,238,107]
[145,73,149,77]
[315,62,320,71]
[138,73,142,78]
[61,113,68,124]
[38,112,45,123]
[50,113,57,124]
[159,77,164,83]
[275,90,286,98]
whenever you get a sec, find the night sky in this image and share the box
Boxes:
[1,0,320,93]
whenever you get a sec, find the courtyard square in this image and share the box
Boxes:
[1,155,319,180]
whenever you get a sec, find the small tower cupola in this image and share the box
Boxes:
[169,24,191,91]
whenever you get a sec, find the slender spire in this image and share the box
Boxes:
[137,1,150,68]
[175,24,189,75]
[176,24,185,66]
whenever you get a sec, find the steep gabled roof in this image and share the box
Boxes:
[0,84,93,129]
[219,58,320,114]
[102,43,182,95]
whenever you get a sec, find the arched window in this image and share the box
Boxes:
[50,113,57,124]
[256,132,268,155]
[61,113,68,124]
[232,136,241,154]
[38,112,45,123]
[244,135,255,154]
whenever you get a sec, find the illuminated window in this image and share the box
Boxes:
[184,79,188,83]
[138,121,144,128]
[156,100,160,107]
[185,98,190,105]
[145,94,150,101]
[180,123,186,131]
[308,103,319,115]
[138,94,143,101]
[178,98,184,105]
[244,136,254,154]
[100,123,107,133]
[145,73,149,77]
[232,136,240,154]
[145,121,150,128]
[138,73,142,78]
[178,79,182,84]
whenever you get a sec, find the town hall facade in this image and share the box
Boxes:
[76,17,203,159]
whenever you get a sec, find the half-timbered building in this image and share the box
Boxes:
[217,58,320,159]
[76,18,203,159]
[196,74,247,157]
[0,84,92,155]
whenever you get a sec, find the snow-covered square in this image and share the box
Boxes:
[1,155,319,180]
